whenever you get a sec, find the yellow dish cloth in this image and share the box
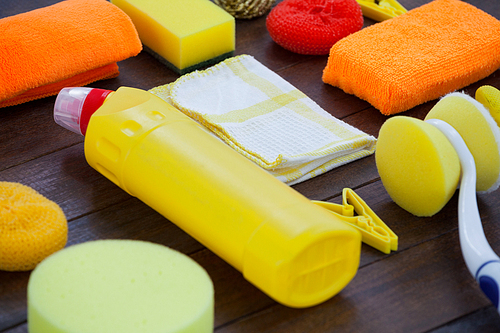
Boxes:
[150,55,376,185]
[323,0,500,115]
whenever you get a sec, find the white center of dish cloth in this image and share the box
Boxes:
[150,54,376,185]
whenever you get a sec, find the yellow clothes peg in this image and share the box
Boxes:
[356,0,407,21]
[313,188,398,254]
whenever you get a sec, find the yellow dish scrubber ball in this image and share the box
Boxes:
[375,117,461,217]
[0,182,67,271]
[111,0,235,75]
[425,92,500,193]
[28,240,214,333]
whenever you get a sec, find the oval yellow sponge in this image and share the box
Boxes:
[375,116,460,217]
[0,182,67,271]
[425,92,500,193]
[28,240,214,333]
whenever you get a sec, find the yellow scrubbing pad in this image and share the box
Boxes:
[0,182,67,271]
[375,117,460,217]
[28,240,214,333]
[111,0,235,74]
[476,85,500,128]
[425,92,500,193]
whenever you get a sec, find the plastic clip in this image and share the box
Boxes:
[313,188,398,254]
[356,0,407,21]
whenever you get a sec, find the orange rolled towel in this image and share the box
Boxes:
[0,0,142,108]
[322,0,500,115]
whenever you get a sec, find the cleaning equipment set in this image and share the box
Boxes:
[376,85,500,312]
[52,85,397,308]
[52,83,398,308]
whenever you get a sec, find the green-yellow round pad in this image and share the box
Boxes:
[27,240,214,333]
[376,116,460,217]
[425,92,500,193]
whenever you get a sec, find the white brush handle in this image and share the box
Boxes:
[427,119,500,311]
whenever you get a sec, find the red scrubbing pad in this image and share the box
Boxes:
[266,0,363,55]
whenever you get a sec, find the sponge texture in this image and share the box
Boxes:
[28,240,214,333]
[375,117,460,217]
[0,182,67,271]
[323,0,500,115]
[425,92,500,193]
[111,0,235,74]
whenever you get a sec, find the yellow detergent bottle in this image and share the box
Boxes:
[53,86,362,308]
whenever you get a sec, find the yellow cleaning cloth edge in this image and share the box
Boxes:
[150,55,376,185]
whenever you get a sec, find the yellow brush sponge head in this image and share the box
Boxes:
[0,182,67,271]
[476,85,500,128]
[376,116,460,217]
[425,92,500,193]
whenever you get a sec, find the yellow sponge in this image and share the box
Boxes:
[111,0,235,74]
[0,182,67,271]
[476,85,500,127]
[28,240,214,333]
[375,116,460,217]
[376,87,500,217]
[425,92,500,193]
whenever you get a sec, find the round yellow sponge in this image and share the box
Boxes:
[28,240,214,333]
[425,92,500,193]
[375,116,460,217]
[0,182,67,271]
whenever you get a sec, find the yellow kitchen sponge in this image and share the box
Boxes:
[111,0,235,74]
[375,116,460,217]
[28,240,214,333]
[425,92,500,193]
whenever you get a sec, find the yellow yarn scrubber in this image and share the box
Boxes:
[376,86,500,216]
[0,182,67,271]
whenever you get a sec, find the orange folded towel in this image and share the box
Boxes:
[0,0,142,108]
[322,0,500,115]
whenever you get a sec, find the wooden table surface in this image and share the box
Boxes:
[2,0,500,332]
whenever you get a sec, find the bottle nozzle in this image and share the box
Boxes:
[54,87,112,135]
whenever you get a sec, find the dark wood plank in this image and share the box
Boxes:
[2,0,500,332]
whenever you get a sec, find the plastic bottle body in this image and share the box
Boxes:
[83,87,361,307]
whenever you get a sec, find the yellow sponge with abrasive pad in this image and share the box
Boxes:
[376,86,500,217]
[376,117,461,217]
[28,240,214,333]
[111,0,235,75]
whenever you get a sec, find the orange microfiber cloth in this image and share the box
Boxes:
[322,0,500,115]
[0,0,142,108]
